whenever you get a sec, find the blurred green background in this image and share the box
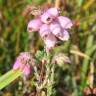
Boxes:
[0,0,96,96]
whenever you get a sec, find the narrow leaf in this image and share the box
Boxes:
[0,69,22,90]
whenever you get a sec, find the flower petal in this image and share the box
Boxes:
[44,33,57,52]
[58,29,70,41]
[41,12,54,24]
[27,19,42,32]
[57,16,73,29]
[47,7,59,17]
[39,24,50,38]
[49,21,62,37]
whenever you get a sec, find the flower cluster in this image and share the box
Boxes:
[27,7,73,52]
[13,52,33,77]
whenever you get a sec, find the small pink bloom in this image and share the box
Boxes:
[41,12,54,24]
[13,52,32,77]
[49,21,62,37]
[27,19,42,32]
[39,24,50,38]
[58,29,70,41]
[47,7,59,17]
[57,16,73,29]
[20,52,31,60]
[44,33,57,52]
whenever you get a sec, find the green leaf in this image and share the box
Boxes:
[81,35,95,87]
[0,69,22,90]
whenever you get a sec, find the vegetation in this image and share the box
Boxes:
[0,0,96,96]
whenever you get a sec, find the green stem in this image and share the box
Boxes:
[81,35,95,87]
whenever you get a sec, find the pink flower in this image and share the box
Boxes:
[27,7,73,53]
[27,19,42,32]
[44,33,57,52]
[57,16,73,29]
[13,52,32,77]
[49,21,62,37]
[57,29,70,41]
[47,7,59,17]
[41,8,59,24]
[39,24,50,38]
[41,12,54,24]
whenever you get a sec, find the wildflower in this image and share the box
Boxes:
[41,12,54,24]
[47,7,59,17]
[44,33,57,52]
[57,16,73,29]
[39,24,51,38]
[27,7,73,52]
[13,52,33,77]
[49,21,62,37]
[57,29,70,41]
[83,86,96,96]
[27,19,42,32]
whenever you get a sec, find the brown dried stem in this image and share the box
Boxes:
[55,0,61,8]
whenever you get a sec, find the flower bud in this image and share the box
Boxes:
[47,7,59,17]
[52,53,71,65]
[41,12,53,24]
[57,16,73,29]
[13,52,33,77]
[39,24,50,38]
[27,19,42,32]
